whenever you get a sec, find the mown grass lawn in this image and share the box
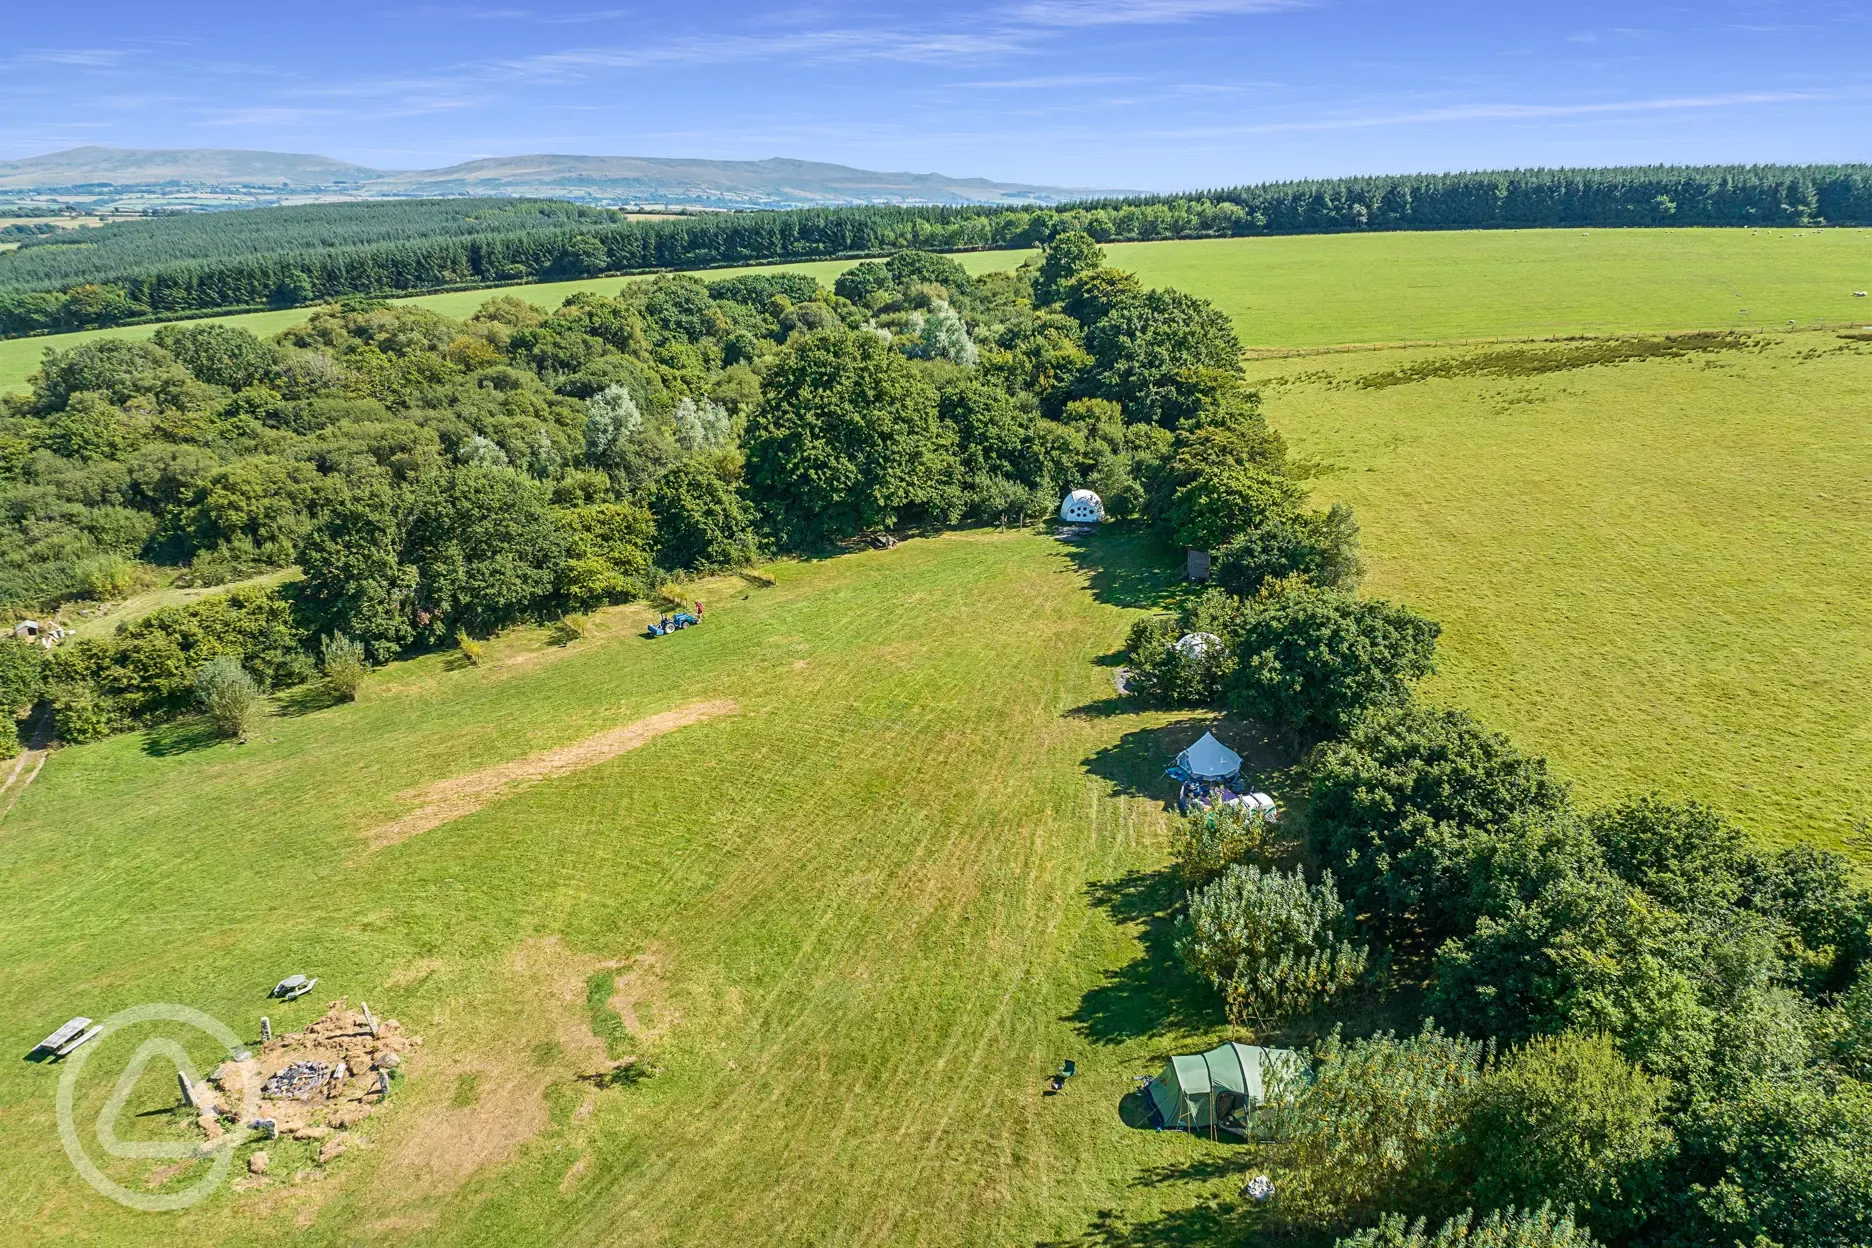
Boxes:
[0,528,1280,1247]
[1252,330,1872,854]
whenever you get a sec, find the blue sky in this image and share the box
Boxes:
[4,1,1868,191]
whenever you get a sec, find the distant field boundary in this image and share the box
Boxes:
[1240,320,1872,358]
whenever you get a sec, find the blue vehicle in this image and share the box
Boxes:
[648,612,700,637]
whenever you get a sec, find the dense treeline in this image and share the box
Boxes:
[0,237,1209,746]
[4,163,1867,337]
[1118,301,1872,1246]
[0,197,616,291]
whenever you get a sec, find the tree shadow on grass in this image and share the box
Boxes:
[273,682,344,717]
[1081,716,1284,803]
[141,716,226,757]
[1053,523,1195,612]
[1038,1197,1294,1248]
[1066,868,1222,1046]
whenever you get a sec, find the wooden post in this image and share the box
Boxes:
[360,1002,378,1039]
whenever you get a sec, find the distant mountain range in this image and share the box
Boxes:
[0,146,1118,210]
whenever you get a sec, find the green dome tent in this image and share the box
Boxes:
[1145,1042,1305,1137]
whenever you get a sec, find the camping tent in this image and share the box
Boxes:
[1176,732,1242,783]
[1173,632,1222,659]
[1145,1042,1304,1135]
[1059,489,1106,523]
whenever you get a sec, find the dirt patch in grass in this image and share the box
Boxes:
[381,937,643,1210]
[605,948,679,1050]
[1357,331,1759,389]
[366,699,738,846]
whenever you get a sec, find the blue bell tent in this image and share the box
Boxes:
[1175,732,1242,783]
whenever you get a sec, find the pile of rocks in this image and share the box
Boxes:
[205,999,421,1178]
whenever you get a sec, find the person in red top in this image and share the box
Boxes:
[694,600,704,620]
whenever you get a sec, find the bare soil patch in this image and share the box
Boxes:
[378,937,644,1213]
[367,699,738,846]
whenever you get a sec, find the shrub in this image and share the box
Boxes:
[320,632,369,701]
[1123,615,1231,705]
[1226,579,1440,744]
[1280,1025,1490,1226]
[1171,803,1284,887]
[1670,1074,1872,1248]
[966,475,1053,526]
[456,629,483,666]
[73,553,144,600]
[1178,864,1368,1030]
[1305,703,1569,947]
[47,679,122,744]
[647,460,759,572]
[1451,1032,1671,1240]
[0,638,45,715]
[1123,588,1253,706]
[1337,1206,1601,1248]
[1215,502,1365,594]
[194,655,260,739]
[1165,464,1306,553]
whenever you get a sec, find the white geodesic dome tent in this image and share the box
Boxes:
[1174,632,1223,659]
[1059,489,1106,523]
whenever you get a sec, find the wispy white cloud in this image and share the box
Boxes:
[1009,0,1304,26]
[17,48,135,67]
[491,27,1025,81]
[952,72,1140,89]
[1145,88,1854,138]
[1566,27,1648,45]
[384,5,633,22]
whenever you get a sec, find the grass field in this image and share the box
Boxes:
[0,530,1262,1247]
[1249,330,1872,852]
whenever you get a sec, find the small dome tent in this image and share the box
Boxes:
[1059,489,1106,523]
[1145,1042,1306,1136]
[1173,632,1222,659]
[1176,731,1242,783]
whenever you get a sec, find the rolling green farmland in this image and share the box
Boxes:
[8,226,1871,395]
[1107,226,1872,346]
[1249,330,1872,850]
[0,530,1248,1246]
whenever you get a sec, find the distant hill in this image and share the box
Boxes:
[0,146,1113,209]
[0,146,381,190]
[367,154,1094,207]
